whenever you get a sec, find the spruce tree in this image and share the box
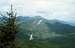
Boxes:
[0,4,19,48]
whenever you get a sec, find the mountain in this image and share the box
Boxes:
[46,19,75,34]
[16,16,75,48]
[16,16,75,39]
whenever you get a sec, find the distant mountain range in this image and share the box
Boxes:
[16,16,75,40]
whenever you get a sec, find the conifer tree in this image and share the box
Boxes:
[0,4,19,48]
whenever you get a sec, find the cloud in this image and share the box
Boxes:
[0,0,75,21]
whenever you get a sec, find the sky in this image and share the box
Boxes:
[0,0,75,22]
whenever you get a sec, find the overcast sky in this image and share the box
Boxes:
[0,0,75,21]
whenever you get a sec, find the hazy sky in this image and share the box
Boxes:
[0,0,75,21]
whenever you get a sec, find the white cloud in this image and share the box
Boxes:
[0,0,75,21]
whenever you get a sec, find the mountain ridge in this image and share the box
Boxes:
[16,16,75,40]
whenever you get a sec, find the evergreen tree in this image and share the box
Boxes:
[0,4,19,48]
